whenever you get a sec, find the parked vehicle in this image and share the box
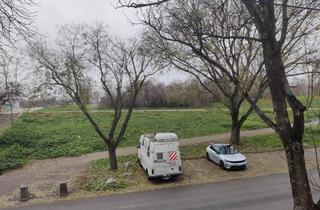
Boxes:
[206,144,247,170]
[137,133,182,179]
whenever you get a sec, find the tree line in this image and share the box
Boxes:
[99,79,216,109]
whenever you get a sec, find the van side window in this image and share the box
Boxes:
[147,145,150,157]
[156,153,163,160]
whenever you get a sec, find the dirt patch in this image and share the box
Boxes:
[1,149,319,209]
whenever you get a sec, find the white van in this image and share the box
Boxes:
[137,133,182,179]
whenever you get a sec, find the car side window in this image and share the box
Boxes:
[213,145,220,153]
[213,145,217,151]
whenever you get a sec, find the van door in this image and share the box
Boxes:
[165,144,179,167]
[140,137,147,167]
[143,139,151,171]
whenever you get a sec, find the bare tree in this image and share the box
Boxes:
[0,54,13,121]
[0,54,13,93]
[0,0,37,122]
[0,0,36,52]
[242,1,320,209]
[30,23,158,170]
[137,0,267,145]
[0,54,26,123]
[118,0,320,208]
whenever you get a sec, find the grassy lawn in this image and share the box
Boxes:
[0,100,319,174]
[0,109,272,173]
[238,96,320,110]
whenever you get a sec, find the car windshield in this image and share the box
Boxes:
[220,145,238,155]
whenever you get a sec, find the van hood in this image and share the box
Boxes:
[220,153,246,162]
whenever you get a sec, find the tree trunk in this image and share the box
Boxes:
[230,110,241,145]
[240,1,316,208]
[108,145,118,170]
[263,44,315,209]
[285,142,316,210]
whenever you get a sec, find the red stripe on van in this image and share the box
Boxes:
[169,151,177,161]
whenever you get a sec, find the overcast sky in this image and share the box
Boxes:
[34,0,186,83]
[36,0,140,38]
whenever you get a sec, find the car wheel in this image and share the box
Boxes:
[162,175,171,180]
[220,160,226,169]
[206,152,210,161]
[145,169,153,180]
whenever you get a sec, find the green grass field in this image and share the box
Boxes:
[0,109,271,173]
[0,97,319,174]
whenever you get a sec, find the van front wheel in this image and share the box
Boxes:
[145,169,153,180]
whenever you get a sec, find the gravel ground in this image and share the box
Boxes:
[1,148,320,209]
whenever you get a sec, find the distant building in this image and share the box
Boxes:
[0,90,20,113]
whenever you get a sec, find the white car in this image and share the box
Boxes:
[206,144,247,170]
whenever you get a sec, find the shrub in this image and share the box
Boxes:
[0,126,41,148]
[0,144,32,174]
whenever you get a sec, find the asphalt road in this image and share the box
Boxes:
[6,173,320,210]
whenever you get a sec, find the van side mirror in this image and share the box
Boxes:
[137,144,140,149]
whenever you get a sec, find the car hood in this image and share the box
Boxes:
[220,153,246,161]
